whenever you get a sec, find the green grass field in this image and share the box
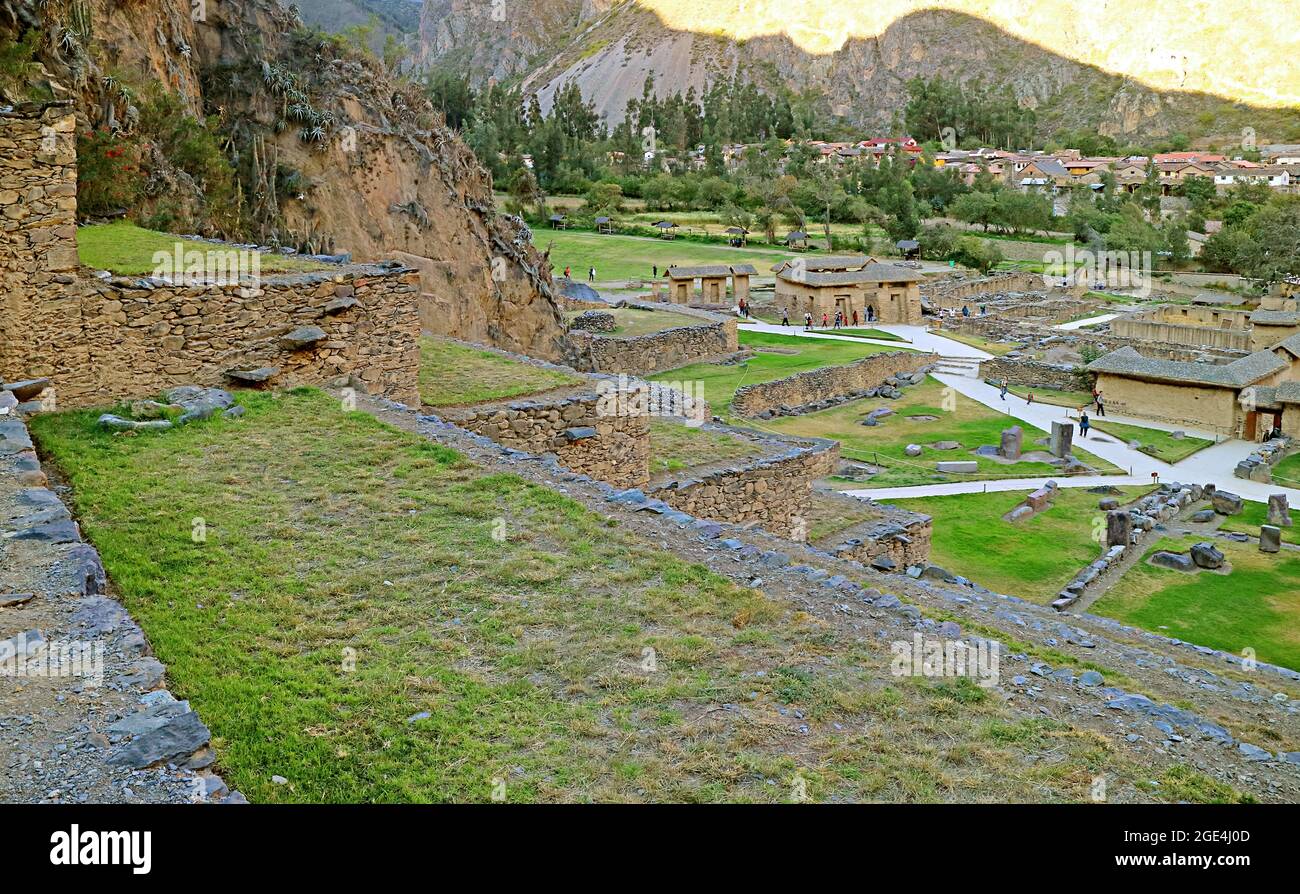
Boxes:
[1007,384,1094,409]
[1091,536,1300,671]
[880,487,1156,603]
[536,230,801,283]
[30,389,1181,802]
[650,330,906,414]
[1272,452,1300,486]
[77,221,329,275]
[1089,420,1215,464]
[419,336,582,406]
[766,377,1122,488]
[932,329,1017,356]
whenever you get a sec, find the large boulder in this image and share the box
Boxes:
[999,425,1023,460]
[1268,494,1292,527]
[1190,542,1225,569]
[1150,551,1195,572]
[1260,526,1282,554]
[1211,490,1244,516]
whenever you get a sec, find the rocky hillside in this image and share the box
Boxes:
[0,0,568,362]
[417,0,1300,140]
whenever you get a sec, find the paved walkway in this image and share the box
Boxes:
[740,319,1300,505]
[1054,313,1121,330]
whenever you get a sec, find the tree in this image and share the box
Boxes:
[950,191,998,231]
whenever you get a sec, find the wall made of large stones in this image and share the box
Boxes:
[649,440,840,539]
[826,504,933,569]
[440,392,650,488]
[732,351,935,418]
[1110,317,1251,352]
[0,105,79,383]
[568,311,739,375]
[946,316,1245,363]
[5,266,423,408]
[922,272,1042,305]
[981,357,1082,392]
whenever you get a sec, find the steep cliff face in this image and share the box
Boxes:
[1,0,569,362]
[417,0,1300,139]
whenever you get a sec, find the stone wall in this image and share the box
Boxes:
[649,439,840,539]
[922,272,1043,305]
[567,305,739,375]
[0,104,79,384]
[1110,306,1252,352]
[438,391,650,488]
[981,357,1082,392]
[824,501,933,569]
[946,316,1245,363]
[731,351,936,418]
[4,265,423,409]
[0,105,423,409]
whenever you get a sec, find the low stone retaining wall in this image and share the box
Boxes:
[946,316,1246,362]
[649,437,840,539]
[438,390,650,489]
[731,351,936,418]
[922,272,1043,305]
[980,357,1081,392]
[567,303,739,375]
[1234,437,1293,483]
[0,406,241,802]
[824,500,932,569]
[1110,318,1252,352]
[4,264,422,409]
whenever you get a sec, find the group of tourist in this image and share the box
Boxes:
[561,266,598,282]
[777,306,875,331]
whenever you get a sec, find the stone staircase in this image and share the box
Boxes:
[933,355,983,378]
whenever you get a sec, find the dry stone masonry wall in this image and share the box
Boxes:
[732,351,936,418]
[438,392,651,489]
[568,305,740,375]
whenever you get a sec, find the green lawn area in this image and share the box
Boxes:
[766,377,1123,488]
[30,389,1170,802]
[649,330,907,415]
[1008,384,1094,409]
[1091,536,1300,672]
[1217,500,1299,546]
[1272,452,1300,486]
[536,230,800,283]
[1089,420,1215,464]
[648,420,765,476]
[419,336,582,406]
[77,221,329,275]
[805,491,892,545]
[565,306,699,337]
[822,327,909,342]
[881,486,1157,603]
[932,328,1017,356]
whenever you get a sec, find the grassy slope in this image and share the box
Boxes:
[766,377,1122,488]
[418,337,582,407]
[650,330,904,414]
[1091,536,1300,672]
[536,230,801,282]
[1272,453,1300,486]
[564,306,700,337]
[881,487,1156,603]
[1090,420,1215,464]
[77,222,328,275]
[31,390,1202,802]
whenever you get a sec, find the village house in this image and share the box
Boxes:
[1087,334,1300,437]
[1214,165,1291,192]
[771,256,924,324]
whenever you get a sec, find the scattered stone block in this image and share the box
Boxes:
[2,378,50,401]
[1211,490,1244,516]
[225,366,280,384]
[935,461,977,474]
[904,444,923,457]
[1106,510,1132,547]
[999,425,1023,460]
[1098,498,1120,510]
[1260,526,1282,553]
[1268,494,1292,527]
[1150,551,1194,572]
[1190,542,1224,569]
[1049,421,1073,458]
[97,414,173,433]
[1026,486,1055,511]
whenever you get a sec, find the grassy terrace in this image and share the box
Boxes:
[767,377,1123,488]
[1272,452,1300,486]
[1218,501,1299,546]
[29,389,1204,802]
[418,336,582,407]
[649,330,906,416]
[648,420,765,476]
[565,306,698,337]
[1007,384,1093,409]
[536,230,801,283]
[1089,420,1215,464]
[77,221,330,275]
[931,329,1017,356]
[1091,536,1300,672]
[881,487,1156,604]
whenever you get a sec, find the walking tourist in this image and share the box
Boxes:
[1079,410,1091,438]
[999,379,1008,401]
[804,312,813,330]
[781,308,790,327]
